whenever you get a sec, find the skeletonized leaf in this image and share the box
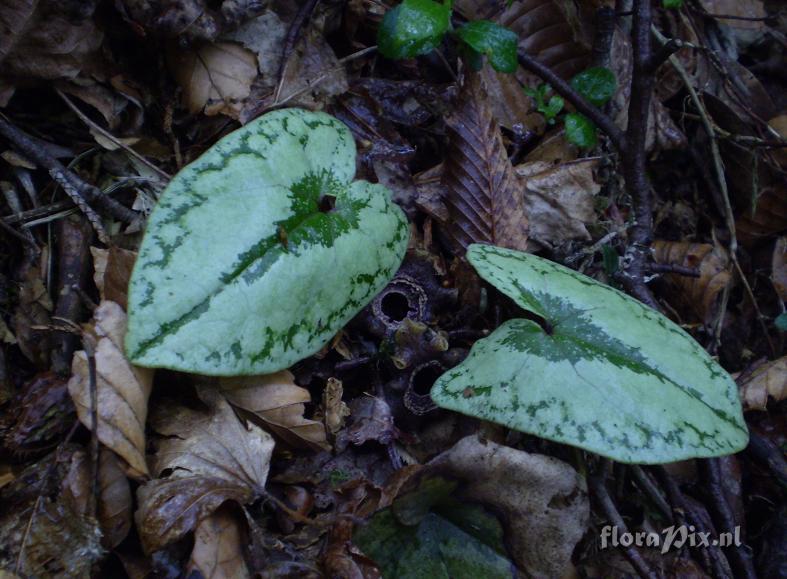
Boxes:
[137,390,274,553]
[739,356,787,411]
[68,301,153,478]
[441,73,528,252]
[218,371,329,451]
[187,504,251,579]
[432,244,749,464]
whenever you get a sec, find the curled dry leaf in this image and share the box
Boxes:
[68,301,153,478]
[515,158,599,248]
[653,240,733,326]
[91,246,138,310]
[441,72,528,253]
[136,389,274,553]
[739,357,787,411]
[186,504,251,579]
[168,41,257,118]
[322,377,350,436]
[218,371,330,451]
[427,435,589,578]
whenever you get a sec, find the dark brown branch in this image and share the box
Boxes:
[649,262,701,277]
[516,50,626,151]
[0,118,139,224]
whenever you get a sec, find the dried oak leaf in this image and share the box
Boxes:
[217,371,330,451]
[91,246,137,310]
[137,389,274,553]
[186,504,251,579]
[168,41,257,118]
[739,357,787,411]
[653,240,733,326]
[515,158,599,248]
[427,435,589,578]
[67,301,153,478]
[441,72,528,253]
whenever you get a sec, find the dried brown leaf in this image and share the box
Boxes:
[321,378,350,436]
[138,390,274,553]
[11,257,52,367]
[90,246,138,310]
[653,240,733,325]
[168,41,257,118]
[187,504,251,579]
[739,357,787,411]
[67,301,153,478]
[217,371,330,451]
[0,0,103,81]
[736,184,787,247]
[772,237,787,302]
[427,435,589,578]
[515,158,599,248]
[441,73,529,252]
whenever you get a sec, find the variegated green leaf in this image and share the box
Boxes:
[126,109,408,375]
[431,244,748,464]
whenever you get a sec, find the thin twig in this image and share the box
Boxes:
[56,89,171,181]
[83,335,101,521]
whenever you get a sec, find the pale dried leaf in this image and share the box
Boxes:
[322,377,350,435]
[739,357,787,411]
[226,11,287,80]
[187,504,251,579]
[515,158,599,248]
[653,241,733,326]
[168,42,257,118]
[150,388,275,489]
[68,301,153,478]
[217,371,330,451]
[91,246,138,309]
[442,73,529,252]
[427,435,589,578]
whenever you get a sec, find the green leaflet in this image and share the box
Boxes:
[126,109,409,375]
[431,244,749,464]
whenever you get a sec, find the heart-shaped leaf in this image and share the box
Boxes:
[431,244,749,464]
[126,108,409,375]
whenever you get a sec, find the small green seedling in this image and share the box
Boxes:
[523,84,564,124]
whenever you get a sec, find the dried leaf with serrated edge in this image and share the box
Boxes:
[653,240,733,325]
[186,504,251,579]
[168,42,257,118]
[137,389,274,553]
[441,73,528,252]
[739,357,787,411]
[217,371,329,451]
[68,301,153,478]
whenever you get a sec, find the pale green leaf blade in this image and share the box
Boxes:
[126,108,409,375]
[431,244,748,464]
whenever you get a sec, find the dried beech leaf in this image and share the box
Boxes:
[515,158,599,248]
[217,371,330,451]
[441,73,528,252]
[186,504,251,579]
[138,391,274,553]
[68,301,153,478]
[653,241,733,325]
[739,357,787,411]
[91,246,137,310]
[168,42,257,118]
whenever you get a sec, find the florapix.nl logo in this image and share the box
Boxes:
[600,525,742,555]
